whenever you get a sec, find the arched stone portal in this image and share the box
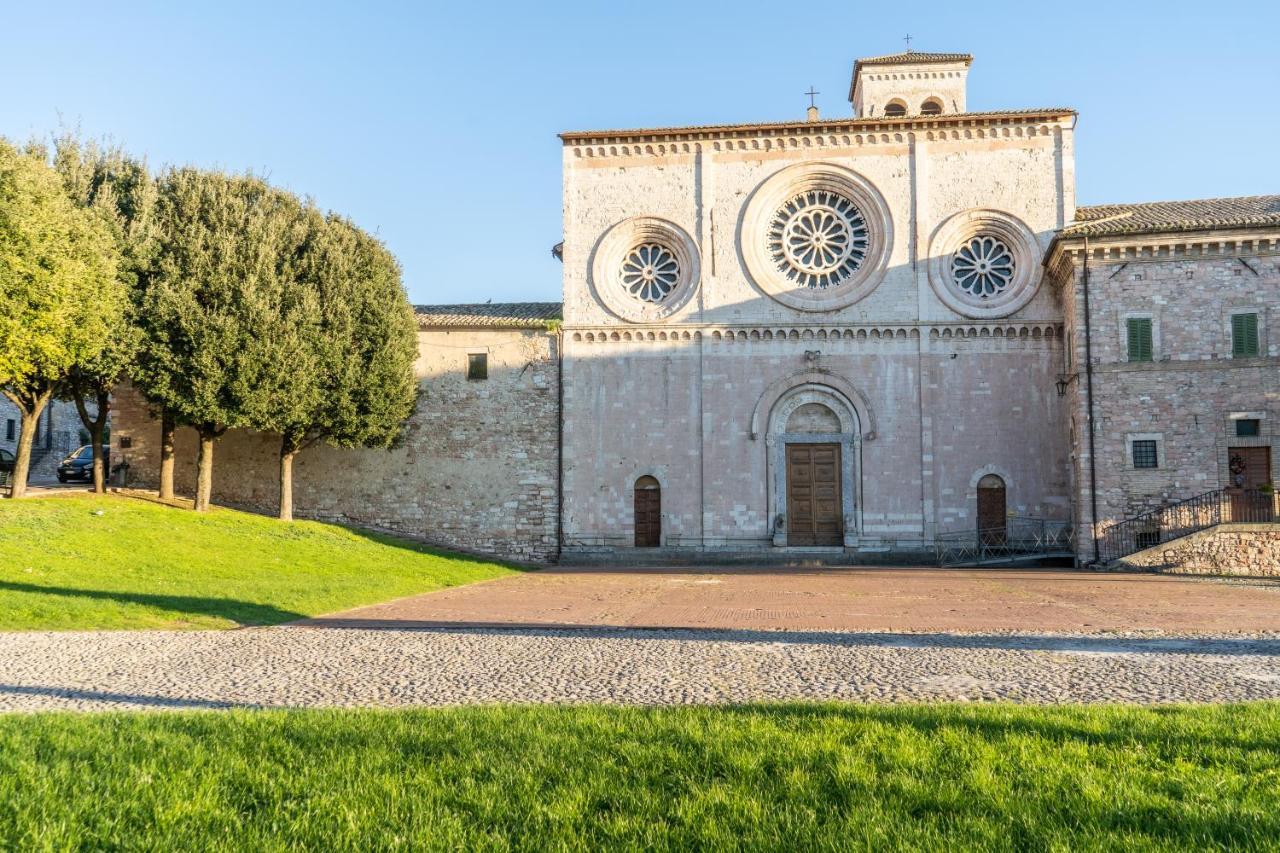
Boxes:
[766,384,862,547]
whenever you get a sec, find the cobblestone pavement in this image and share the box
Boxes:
[1,626,1278,712]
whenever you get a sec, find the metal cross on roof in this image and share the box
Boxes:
[904,33,913,52]
[805,86,820,108]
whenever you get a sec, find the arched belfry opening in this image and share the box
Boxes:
[977,474,1007,544]
[634,475,661,547]
[765,384,863,548]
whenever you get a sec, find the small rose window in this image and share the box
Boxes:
[621,243,680,303]
[951,235,1015,298]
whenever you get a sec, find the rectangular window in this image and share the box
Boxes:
[4,419,12,441]
[466,353,488,381]
[1231,313,1260,358]
[1132,439,1159,469]
[1236,419,1261,438]
[1126,317,1153,362]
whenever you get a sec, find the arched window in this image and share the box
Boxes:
[920,99,943,116]
[634,476,661,547]
[884,101,907,118]
[977,474,1007,545]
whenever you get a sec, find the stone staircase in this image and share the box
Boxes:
[1097,488,1278,564]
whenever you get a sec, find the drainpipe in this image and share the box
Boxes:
[1081,236,1101,563]
[555,328,564,563]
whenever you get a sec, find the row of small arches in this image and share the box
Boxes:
[570,124,1055,158]
[713,328,919,341]
[864,71,962,81]
[574,330,701,342]
[932,325,1058,339]
[570,325,1060,343]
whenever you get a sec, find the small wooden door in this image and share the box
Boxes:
[634,476,661,547]
[786,443,843,546]
[977,475,1007,545]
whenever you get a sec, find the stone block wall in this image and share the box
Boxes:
[1116,523,1280,577]
[0,397,91,482]
[110,327,560,562]
[1053,238,1280,555]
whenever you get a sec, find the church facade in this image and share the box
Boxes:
[110,51,1279,565]
[559,52,1073,558]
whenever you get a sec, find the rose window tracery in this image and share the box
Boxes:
[951,235,1015,298]
[766,190,870,290]
[621,243,680,303]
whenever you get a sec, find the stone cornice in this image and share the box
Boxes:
[561,109,1074,156]
[1094,355,1280,375]
[1045,228,1280,277]
[567,322,1062,345]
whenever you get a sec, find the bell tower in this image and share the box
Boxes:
[849,51,973,118]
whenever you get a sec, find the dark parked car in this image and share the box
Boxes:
[56,445,109,483]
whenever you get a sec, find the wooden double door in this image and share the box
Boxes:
[786,443,843,546]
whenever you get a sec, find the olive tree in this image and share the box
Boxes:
[0,140,122,498]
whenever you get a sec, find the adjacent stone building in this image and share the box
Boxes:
[1047,197,1280,558]
[0,397,91,483]
[108,49,1278,566]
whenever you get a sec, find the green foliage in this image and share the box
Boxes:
[134,167,310,435]
[0,494,516,630]
[292,212,419,451]
[48,133,155,398]
[0,139,122,399]
[1,702,1278,848]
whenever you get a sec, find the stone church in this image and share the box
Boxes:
[111,50,1280,565]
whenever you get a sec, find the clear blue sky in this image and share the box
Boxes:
[4,1,1277,304]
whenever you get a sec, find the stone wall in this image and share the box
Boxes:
[1052,235,1280,556]
[0,397,91,482]
[110,326,560,562]
[1116,523,1280,577]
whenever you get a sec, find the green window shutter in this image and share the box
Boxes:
[1233,313,1259,358]
[1127,318,1153,362]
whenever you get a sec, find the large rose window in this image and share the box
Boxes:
[766,190,870,290]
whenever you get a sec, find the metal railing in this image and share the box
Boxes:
[1097,488,1278,563]
[935,516,1074,566]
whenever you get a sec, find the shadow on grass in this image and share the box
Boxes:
[709,701,1280,755]
[0,580,304,627]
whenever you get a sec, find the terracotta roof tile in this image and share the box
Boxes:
[414,302,562,329]
[560,108,1073,142]
[1062,195,1280,238]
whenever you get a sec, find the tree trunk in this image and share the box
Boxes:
[279,435,300,522]
[5,391,51,500]
[159,411,176,501]
[194,429,215,512]
[72,387,110,494]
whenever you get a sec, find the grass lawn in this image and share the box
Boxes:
[0,493,518,630]
[0,702,1277,849]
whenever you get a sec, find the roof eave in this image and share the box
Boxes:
[560,108,1076,143]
